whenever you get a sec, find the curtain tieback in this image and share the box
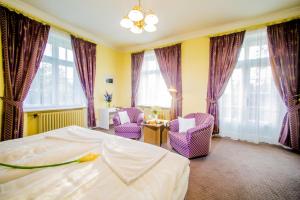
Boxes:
[288,104,300,113]
[206,98,217,104]
[0,97,23,108]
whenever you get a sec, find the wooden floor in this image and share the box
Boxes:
[94,127,300,200]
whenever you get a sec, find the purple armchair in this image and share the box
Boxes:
[169,113,214,158]
[113,107,144,139]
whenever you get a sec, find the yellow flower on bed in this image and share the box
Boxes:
[0,153,100,169]
[78,153,100,163]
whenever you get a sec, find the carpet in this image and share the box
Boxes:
[93,127,300,200]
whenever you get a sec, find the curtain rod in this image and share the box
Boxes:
[208,15,300,37]
[131,42,181,54]
[131,15,300,53]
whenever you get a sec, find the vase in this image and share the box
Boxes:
[106,102,111,108]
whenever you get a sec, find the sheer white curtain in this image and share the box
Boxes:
[219,28,285,144]
[137,50,172,108]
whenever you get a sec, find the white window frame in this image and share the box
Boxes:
[137,50,172,108]
[24,29,86,112]
[219,28,285,144]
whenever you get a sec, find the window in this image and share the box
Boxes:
[219,29,285,144]
[137,51,172,108]
[24,29,86,110]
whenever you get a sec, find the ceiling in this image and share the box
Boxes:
[16,0,300,50]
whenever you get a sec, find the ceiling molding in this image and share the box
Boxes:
[0,0,116,48]
[122,6,300,52]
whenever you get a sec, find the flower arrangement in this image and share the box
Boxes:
[104,91,112,107]
[152,109,158,115]
[0,153,100,169]
[150,106,161,120]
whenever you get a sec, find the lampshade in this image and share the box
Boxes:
[145,13,159,25]
[128,6,144,22]
[120,17,133,29]
[130,25,143,34]
[144,24,157,32]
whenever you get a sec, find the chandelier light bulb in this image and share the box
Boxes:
[128,6,144,22]
[130,25,143,34]
[120,17,134,29]
[144,24,157,32]
[120,1,158,34]
[145,14,159,25]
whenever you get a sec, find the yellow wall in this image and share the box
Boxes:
[94,45,122,125]
[181,37,210,115]
[114,37,210,116]
[115,52,131,107]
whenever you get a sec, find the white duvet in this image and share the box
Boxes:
[0,126,190,200]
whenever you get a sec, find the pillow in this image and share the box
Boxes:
[178,117,196,133]
[118,111,130,124]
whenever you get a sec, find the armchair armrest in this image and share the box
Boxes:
[169,119,179,132]
[187,126,202,135]
[186,123,213,142]
[113,113,121,126]
[187,123,213,135]
[137,113,144,126]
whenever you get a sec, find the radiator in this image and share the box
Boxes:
[37,109,85,133]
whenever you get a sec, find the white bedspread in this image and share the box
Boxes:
[0,126,190,200]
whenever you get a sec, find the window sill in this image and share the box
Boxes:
[24,106,86,113]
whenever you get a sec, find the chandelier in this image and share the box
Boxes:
[120,0,159,34]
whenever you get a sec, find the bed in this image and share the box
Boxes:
[0,126,190,200]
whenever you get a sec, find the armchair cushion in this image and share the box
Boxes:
[187,122,213,136]
[118,111,130,124]
[114,123,141,133]
[178,117,196,133]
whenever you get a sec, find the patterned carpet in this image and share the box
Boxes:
[93,127,300,200]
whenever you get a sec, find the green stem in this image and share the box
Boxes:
[0,160,78,169]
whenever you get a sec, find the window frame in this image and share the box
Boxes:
[222,30,276,123]
[24,29,86,112]
[136,50,172,108]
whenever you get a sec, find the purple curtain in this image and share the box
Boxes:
[131,51,144,107]
[0,7,50,141]
[206,31,245,133]
[71,36,96,127]
[155,44,182,119]
[267,19,300,151]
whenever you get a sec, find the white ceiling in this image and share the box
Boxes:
[14,0,300,50]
